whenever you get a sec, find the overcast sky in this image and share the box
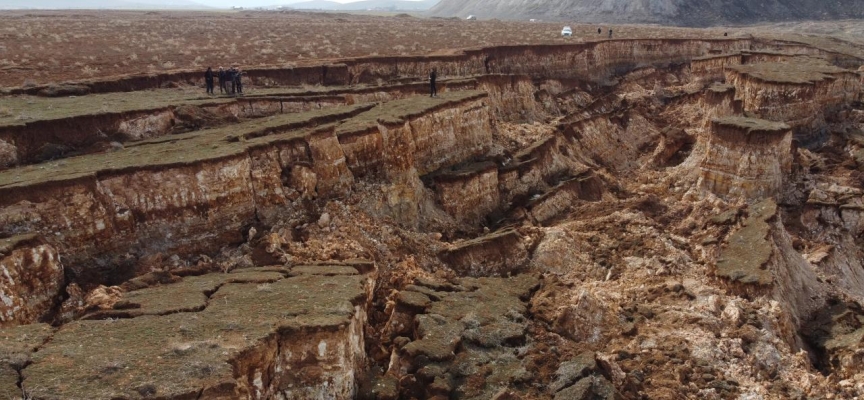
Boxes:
[0,0,433,10]
[198,0,413,7]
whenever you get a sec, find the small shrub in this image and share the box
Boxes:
[82,65,99,77]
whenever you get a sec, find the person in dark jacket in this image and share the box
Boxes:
[608,29,613,38]
[430,68,437,98]
[598,27,602,34]
[235,68,243,94]
[218,67,226,94]
[205,67,214,94]
[229,67,237,94]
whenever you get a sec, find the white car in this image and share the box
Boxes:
[466,15,477,20]
[561,26,572,37]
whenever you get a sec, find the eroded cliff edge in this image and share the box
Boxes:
[0,37,863,399]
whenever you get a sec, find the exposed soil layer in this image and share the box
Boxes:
[1,15,864,400]
[24,267,370,399]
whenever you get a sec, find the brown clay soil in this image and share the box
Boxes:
[5,9,856,89]
[2,10,864,400]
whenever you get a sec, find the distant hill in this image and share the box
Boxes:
[282,0,438,11]
[428,0,864,27]
[0,0,209,9]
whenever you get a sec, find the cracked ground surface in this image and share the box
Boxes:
[0,11,864,400]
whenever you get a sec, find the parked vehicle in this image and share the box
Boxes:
[466,15,477,20]
[561,26,573,37]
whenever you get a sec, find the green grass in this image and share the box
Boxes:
[707,83,735,93]
[24,273,368,399]
[728,59,850,84]
[0,79,479,129]
[335,90,486,136]
[713,116,790,133]
[748,31,864,61]
[0,86,375,128]
[0,88,230,127]
[0,104,370,189]
[0,87,486,190]
[88,271,285,319]
[715,199,777,285]
[0,233,38,254]
[0,323,54,363]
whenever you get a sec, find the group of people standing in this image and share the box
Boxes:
[204,66,243,95]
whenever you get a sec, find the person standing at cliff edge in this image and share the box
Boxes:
[205,67,215,95]
[609,29,613,38]
[218,67,226,94]
[430,68,438,98]
[229,66,238,94]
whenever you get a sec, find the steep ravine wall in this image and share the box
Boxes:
[19,271,373,399]
[0,95,497,321]
[724,64,862,146]
[726,67,861,117]
[366,95,495,229]
[0,80,481,169]
[3,42,860,329]
[10,38,859,98]
[700,117,793,201]
[0,235,64,327]
[798,184,864,302]
[689,51,824,81]
[715,200,826,350]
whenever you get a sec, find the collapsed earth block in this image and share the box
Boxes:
[1,20,864,398]
[387,275,542,399]
[23,268,371,400]
[700,117,792,201]
[0,235,64,328]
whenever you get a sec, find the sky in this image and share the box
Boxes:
[0,0,432,10]
[198,0,418,7]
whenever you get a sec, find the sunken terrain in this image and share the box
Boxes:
[1,11,864,400]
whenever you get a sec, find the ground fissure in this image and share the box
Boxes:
[1,17,864,399]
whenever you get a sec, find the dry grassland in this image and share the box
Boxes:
[0,10,736,87]
[1,11,862,88]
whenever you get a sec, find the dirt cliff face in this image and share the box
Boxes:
[1,33,864,399]
[0,235,63,327]
[725,59,862,146]
[700,117,793,201]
